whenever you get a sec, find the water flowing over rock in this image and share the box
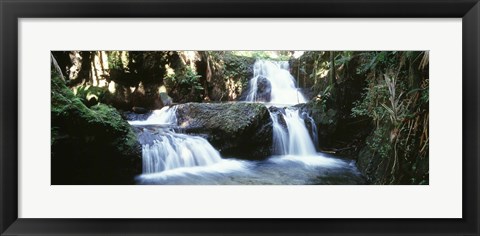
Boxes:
[303,111,319,149]
[245,60,306,105]
[129,106,178,127]
[175,102,273,159]
[129,106,222,173]
[269,110,289,155]
[127,58,365,185]
[141,132,222,173]
[269,107,318,156]
[243,59,318,156]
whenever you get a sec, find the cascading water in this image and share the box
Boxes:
[141,132,221,173]
[128,106,178,126]
[130,58,365,185]
[245,60,307,105]
[269,112,289,155]
[303,112,319,149]
[245,59,318,155]
[129,106,221,174]
[283,108,317,155]
[269,108,317,156]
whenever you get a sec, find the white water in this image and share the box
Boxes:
[270,108,317,156]
[128,106,178,126]
[128,106,221,174]
[129,60,364,184]
[283,109,317,155]
[141,132,221,173]
[245,60,306,105]
[136,153,363,185]
[244,60,317,156]
[270,112,289,155]
[303,111,319,149]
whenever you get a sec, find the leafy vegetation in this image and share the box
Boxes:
[164,65,204,101]
[51,67,141,184]
[351,52,428,184]
[231,51,292,61]
[51,50,428,185]
[295,51,428,184]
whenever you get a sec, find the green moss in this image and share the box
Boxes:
[179,102,267,135]
[304,99,338,126]
[175,102,272,160]
[51,74,141,184]
[74,85,108,107]
[90,104,129,132]
[52,75,136,139]
[222,53,256,91]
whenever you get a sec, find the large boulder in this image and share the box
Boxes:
[175,102,272,160]
[51,74,141,184]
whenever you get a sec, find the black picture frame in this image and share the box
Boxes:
[1,0,479,235]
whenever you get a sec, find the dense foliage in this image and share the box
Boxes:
[353,52,429,184]
[51,67,141,184]
[294,51,429,184]
[51,50,428,185]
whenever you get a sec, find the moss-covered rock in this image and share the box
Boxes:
[175,102,272,159]
[220,53,256,101]
[72,84,107,107]
[297,100,338,148]
[51,74,141,184]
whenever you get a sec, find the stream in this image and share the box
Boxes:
[129,60,366,185]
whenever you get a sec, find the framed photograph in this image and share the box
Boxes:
[1,0,479,235]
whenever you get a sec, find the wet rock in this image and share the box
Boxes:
[175,102,273,160]
[239,76,272,102]
[254,76,272,102]
[132,106,149,114]
[297,101,338,148]
[51,74,141,184]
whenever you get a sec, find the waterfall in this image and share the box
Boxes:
[244,59,317,156]
[141,132,221,174]
[128,106,178,126]
[128,58,366,185]
[269,111,288,155]
[245,60,306,105]
[303,112,319,149]
[269,108,317,156]
[283,109,317,155]
[129,106,221,174]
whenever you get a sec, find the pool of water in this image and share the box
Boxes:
[135,153,366,185]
